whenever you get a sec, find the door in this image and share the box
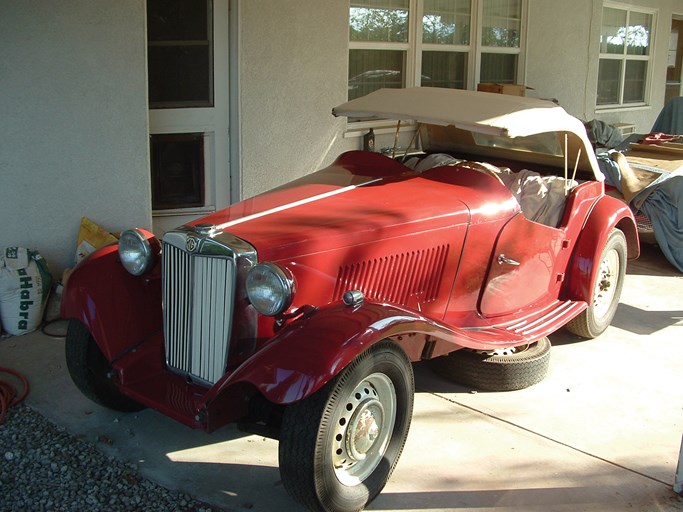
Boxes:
[147,0,230,235]
[479,213,566,318]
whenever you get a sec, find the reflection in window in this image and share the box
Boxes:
[597,4,653,107]
[348,50,406,100]
[597,60,621,105]
[422,51,467,89]
[481,0,521,48]
[347,0,525,106]
[422,0,470,45]
[350,0,410,42]
[481,53,517,84]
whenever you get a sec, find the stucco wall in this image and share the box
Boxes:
[238,0,352,200]
[528,0,680,133]
[0,0,150,277]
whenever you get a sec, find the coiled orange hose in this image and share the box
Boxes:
[0,367,29,425]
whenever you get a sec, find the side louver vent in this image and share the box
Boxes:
[333,245,449,305]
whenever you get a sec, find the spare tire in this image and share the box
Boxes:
[429,338,551,391]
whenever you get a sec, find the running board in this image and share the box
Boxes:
[457,299,587,346]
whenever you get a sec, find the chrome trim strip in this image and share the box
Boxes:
[214,179,382,231]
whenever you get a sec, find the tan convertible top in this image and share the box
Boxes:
[333,87,603,180]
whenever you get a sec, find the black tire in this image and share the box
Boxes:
[65,320,144,412]
[565,229,627,339]
[429,337,551,391]
[278,340,414,512]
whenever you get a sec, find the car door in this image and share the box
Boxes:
[479,213,567,318]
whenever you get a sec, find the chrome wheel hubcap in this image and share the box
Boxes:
[331,373,396,486]
[593,248,619,319]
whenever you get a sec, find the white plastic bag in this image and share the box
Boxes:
[0,247,52,335]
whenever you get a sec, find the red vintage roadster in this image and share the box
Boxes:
[62,88,638,512]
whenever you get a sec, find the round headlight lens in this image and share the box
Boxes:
[118,229,154,276]
[246,263,294,316]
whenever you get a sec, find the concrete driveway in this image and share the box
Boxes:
[1,244,682,512]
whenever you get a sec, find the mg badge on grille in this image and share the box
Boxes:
[186,237,199,252]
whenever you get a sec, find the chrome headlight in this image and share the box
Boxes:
[118,229,154,276]
[246,262,294,316]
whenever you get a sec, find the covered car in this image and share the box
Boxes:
[62,87,638,512]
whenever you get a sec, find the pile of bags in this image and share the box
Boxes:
[0,247,52,336]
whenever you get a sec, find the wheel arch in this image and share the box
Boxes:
[60,241,162,361]
[203,302,455,409]
[565,195,638,303]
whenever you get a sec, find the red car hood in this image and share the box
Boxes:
[190,151,517,261]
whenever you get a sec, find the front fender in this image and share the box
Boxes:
[565,195,639,302]
[203,300,513,409]
[202,302,425,408]
[60,238,162,361]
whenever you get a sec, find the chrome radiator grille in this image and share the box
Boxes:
[162,241,236,385]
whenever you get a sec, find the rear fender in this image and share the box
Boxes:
[60,231,162,361]
[565,195,638,302]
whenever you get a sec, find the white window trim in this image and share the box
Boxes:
[596,2,657,111]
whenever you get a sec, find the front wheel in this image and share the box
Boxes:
[65,320,144,412]
[566,229,627,338]
[278,341,414,512]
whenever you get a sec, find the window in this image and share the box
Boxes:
[597,4,654,108]
[150,133,205,210]
[348,0,525,102]
[147,0,213,109]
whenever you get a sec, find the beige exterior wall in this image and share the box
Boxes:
[237,0,354,200]
[2,0,681,277]
[0,0,151,277]
[528,0,681,133]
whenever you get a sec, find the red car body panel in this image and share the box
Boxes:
[62,134,639,433]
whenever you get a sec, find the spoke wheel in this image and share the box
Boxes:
[566,229,627,339]
[279,341,414,512]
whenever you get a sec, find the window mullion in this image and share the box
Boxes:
[408,0,421,87]
[471,0,483,89]
[479,46,521,55]
[349,41,411,51]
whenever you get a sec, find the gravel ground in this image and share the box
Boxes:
[0,404,221,512]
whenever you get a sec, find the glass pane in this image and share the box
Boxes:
[349,49,405,100]
[597,59,621,105]
[147,0,213,109]
[627,12,652,56]
[148,46,212,107]
[480,53,517,83]
[151,133,205,210]
[481,0,521,48]
[147,0,208,41]
[422,0,471,45]
[600,7,626,54]
[624,61,647,103]
[350,0,410,43]
[421,51,467,89]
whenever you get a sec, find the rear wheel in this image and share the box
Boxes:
[429,337,551,391]
[65,320,144,412]
[566,229,627,338]
[278,341,414,512]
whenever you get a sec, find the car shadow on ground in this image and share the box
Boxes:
[627,243,681,277]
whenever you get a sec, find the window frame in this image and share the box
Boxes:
[596,2,656,111]
[348,1,527,99]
